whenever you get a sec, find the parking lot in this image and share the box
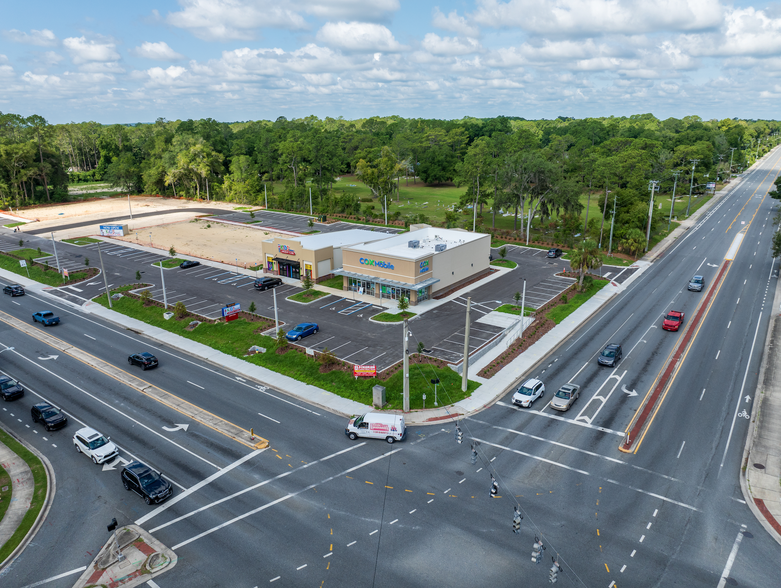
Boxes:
[210,209,404,236]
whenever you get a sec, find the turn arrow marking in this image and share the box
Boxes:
[162,423,190,432]
[102,456,132,472]
[38,355,59,361]
[744,395,751,403]
[622,385,638,397]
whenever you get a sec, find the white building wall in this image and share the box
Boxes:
[431,234,491,293]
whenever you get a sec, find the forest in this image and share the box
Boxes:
[0,112,778,254]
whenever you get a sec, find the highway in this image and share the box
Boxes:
[0,151,780,586]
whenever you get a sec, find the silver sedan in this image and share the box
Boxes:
[550,383,581,411]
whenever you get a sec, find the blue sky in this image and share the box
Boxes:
[2,0,780,124]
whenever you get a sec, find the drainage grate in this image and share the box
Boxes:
[753,463,766,470]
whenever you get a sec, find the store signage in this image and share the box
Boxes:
[222,302,241,317]
[360,258,395,270]
[353,364,377,377]
[706,182,716,190]
[419,260,430,273]
[278,245,296,256]
[100,224,125,237]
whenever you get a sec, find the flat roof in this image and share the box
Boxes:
[270,229,391,250]
[346,227,487,260]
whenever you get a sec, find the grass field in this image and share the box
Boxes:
[546,279,609,324]
[153,258,184,269]
[319,275,345,289]
[288,289,330,303]
[63,237,101,245]
[490,259,517,269]
[11,248,52,260]
[372,311,417,322]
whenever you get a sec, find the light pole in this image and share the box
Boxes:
[668,170,680,232]
[598,189,611,248]
[128,194,133,220]
[97,241,112,309]
[264,183,268,210]
[159,260,168,310]
[608,192,618,256]
[729,147,736,178]
[472,176,480,232]
[686,159,699,216]
[646,180,659,252]
[50,232,61,273]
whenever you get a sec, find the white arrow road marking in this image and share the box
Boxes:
[707,263,719,267]
[86,281,102,286]
[38,355,59,360]
[622,385,638,397]
[235,376,246,382]
[163,424,190,432]
[102,456,132,471]
[744,395,751,403]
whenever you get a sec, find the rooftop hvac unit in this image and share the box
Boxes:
[435,243,447,252]
[408,240,420,249]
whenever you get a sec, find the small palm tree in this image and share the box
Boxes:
[568,239,602,290]
[499,246,507,260]
[622,228,646,259]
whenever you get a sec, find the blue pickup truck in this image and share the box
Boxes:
[32,311,60,326]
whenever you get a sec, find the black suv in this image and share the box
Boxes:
[31,402,68,430]
[254,277,283,291]
[128,352,159,370]
[0,376,24,401]
[546,248,563,258]
[598,343,623,367]
[121,461,173,505]
[3,284,24,296]
[179,260,201,269]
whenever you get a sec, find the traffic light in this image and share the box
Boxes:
[470,443,478,464]
[490,475,499,498]
[531,536,545,563]
[455,425,463,444]
[512,506,522,533]
[549,557,562,583]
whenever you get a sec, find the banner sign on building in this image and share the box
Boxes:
[99,224,127,237]
[353,364,377,377]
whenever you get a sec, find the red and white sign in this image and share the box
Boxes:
[63,268,69,277]
[370,422,389,433]
[353,365,377,377]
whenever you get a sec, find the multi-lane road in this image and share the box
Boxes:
[1,152,781,587]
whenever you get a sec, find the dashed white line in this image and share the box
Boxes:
[631,550,636,557]
[370,530,378,536]
[653,509,658,517]
[296,564,307,570]
[620,565,626,573]
[458,478,466,484]
[347,541,356,547]
[409,509,416,514]
[700,388,706,401]
[715,350,720,360]
[187,381,205,389]
[270,577,280,583]
[444,488,451,493]
[427,499,434,503]
[677,441,686,459]
[639,535,645,543]
[390,519,398,525]
[323,552,332,558]
[646,522,652,529]
[257,412,280,424]
[84,334,96,340]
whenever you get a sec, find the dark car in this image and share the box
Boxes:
[688,275,704,292]
[254,277,283,291]
[128,352,159,370]
[31,402,68,431]
[179,260,201,269]
[286,322,319,342]
[121,461,173,505]
[0,376,24,401]
[598,343,623,367]
[3,284,24,296]
[547,248,563,258]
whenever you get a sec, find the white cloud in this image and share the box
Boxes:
[133,41,185,61]
[422,33,481,56]
[3,29,58,47]
[63,37,120,64]
[432,7,480,37]
[316,22,405,52]
[299,0,400,20]
[681,7,781,57]
[40,51,65,67]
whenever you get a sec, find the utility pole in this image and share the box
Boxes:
[668,170,680,232]
[128,194,133,220]
[728,147,736,178]
[159,259,168,309]
[645,180,659,252]
[273,286,279,332]
[403,319,410,412]
[50,232,61,273]
[686,159,699,216]
[264,183,268,209]
[608,192,617,256]
[520,280,526,334]
[598,188,611,248]
[309,187,313,215]
[472,176,480,232]
[97,241,112,309]
[461,297,471,392]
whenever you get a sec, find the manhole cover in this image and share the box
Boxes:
[743,531,753,538]
[753,463,766,470]
[455,471,464,476]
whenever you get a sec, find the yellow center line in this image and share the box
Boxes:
[726,158,781,232]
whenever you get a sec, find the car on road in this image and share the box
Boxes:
[598,343,623,367]
[128,352,159,370]
[0,376,24,401]
[73,426,118,464]
[662,310,685,331]
[550,383,581,411]
[121,461,173,505]
[3,284,24,296]
[512,378,545,408]
[179,260,201,269]
[32,310,60,326]
[31,402,68,431]
[254,277,283,291]
[688,275,704,292]
[286,322,319,341]
[546,248,563,258]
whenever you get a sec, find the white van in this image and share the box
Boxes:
[345,413,406,444]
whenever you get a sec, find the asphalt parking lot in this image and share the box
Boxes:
[210,209,404,236]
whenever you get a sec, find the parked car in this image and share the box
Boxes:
[550,383,581,411]
[32,310,60,326]
[254,277,283,291]
[546,248,563,258]
[0,376,24,401]
[31,402,68,431]
[598,343,623,367]
[121,461,173,505]
[128,352,159,370]
[3,284,24,296]
[286,322,319,341]
[688,275,704,292]
[512,378,545,408]
[179,260,201,269]
[662,310,685,331]
[73,426,119,464]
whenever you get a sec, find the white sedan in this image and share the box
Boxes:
[512,378,545,408]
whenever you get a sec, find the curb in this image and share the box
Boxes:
[0,428,56,571]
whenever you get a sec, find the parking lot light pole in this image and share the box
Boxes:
[50,232,61,273]
[462,297,471,392]
[273,287,279,332]
[403,319,410,412]
[264,184,268,210]
[97,241,112,309]
[520,280,526,334]
[159,261,168,309]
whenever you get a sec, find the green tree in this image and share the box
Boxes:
[276,328,288,349]
[772,232,781,258]
[174,301,187,319]
[301,273,314,291]
[140,289,152,305]
[397,296,410,313]
[568,239,602,290]
[248,301,257,313]
[621,228,646,258]
[105,152,141,192]
[499,246,507,260]
[356,146,404,223]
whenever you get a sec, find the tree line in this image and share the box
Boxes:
[0,111,778,248]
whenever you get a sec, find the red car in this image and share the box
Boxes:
[662,310,685,331]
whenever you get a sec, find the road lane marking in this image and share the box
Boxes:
[258,412,280,423]
[717,525,748,588]
[187,380,205,389]
[17,566,87,588]
[496,401,624,436]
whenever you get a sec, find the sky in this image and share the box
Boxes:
[1,0,780,124]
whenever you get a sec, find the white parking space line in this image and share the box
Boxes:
[341,347,369,360]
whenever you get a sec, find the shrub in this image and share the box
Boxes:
[140,289,152,306]
[136,270,141,280]
[174,301,187,319]
[301,274,314,291]
[84,257,90,266]
[417,341,425,354]
[169,245,176,257]
[318,347,337,366]
[276,328,288,349]
[249,301,257,313]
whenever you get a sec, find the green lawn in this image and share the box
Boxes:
[0,252,91,286]
[0,426,47,564]
[3,222,25,228]
[490,259,517,269]
[62,237,101,245]
[153,258,184,269]
[93,290,476,409]
[496,304,535,316]
[546,279,609,324]
[11,248,52,259]
[288,289,330,303]
[318,275,345,290]
[371,311,417,322]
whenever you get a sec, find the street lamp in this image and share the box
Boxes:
[668,170,680,232]
[686,159,699,216]
[646,180,659,252]
[608,193,618,256]
[599,190,611,248]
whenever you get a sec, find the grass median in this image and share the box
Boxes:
[94,290,477,409]
[62,237,101,246]
[0,252,92,286]
[0,427,48,564]
[546,278,609,324]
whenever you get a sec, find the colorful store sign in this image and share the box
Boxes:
[278,244,296,255]
[353,364,377,377]
[419,260,430,273]
[359,258,395,270]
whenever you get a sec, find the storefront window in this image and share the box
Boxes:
[380,285,409,301]
[348,278,375,296]
[417,287,429,302]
